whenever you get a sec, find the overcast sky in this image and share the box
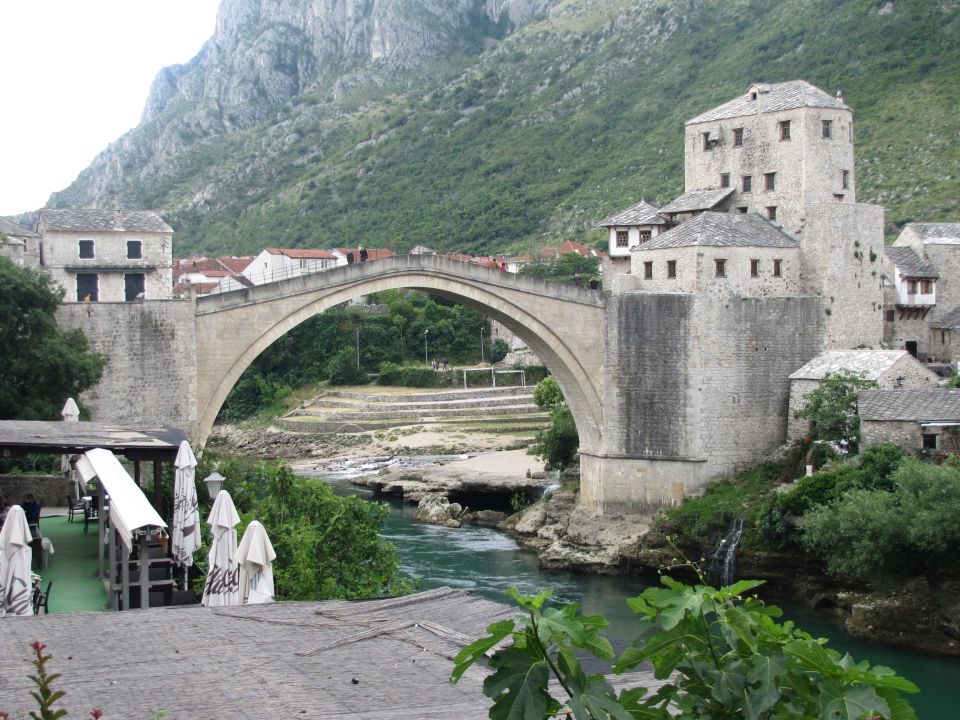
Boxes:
[0,1,221,217]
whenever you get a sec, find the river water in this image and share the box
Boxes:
[319,473,958,716]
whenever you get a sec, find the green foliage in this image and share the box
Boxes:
[489,338,509,363]
[377,362,449,387]
[532,376,564,410]
[209,457,414,600]
[519,254,601,284]
[453,578,918,719]
[531,405,578,470]
[801,458,960,589]
[325,346,367,386]
[795,370,878,444]
[0,258,105,420]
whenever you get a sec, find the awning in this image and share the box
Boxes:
[75,448,167,552]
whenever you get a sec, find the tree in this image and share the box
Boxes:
[489,338,509,363]
[0,257,105,419]
[801,458,960,589]
[796,369,877,445]
[530,376,579,469]
[532,376,563,410]
[519,253,601,284]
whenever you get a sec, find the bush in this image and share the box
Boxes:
[489,338,509,363]
[326,347,368,386]
[531,405,578,470]
[532,376,564,410]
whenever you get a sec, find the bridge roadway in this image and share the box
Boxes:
[193,254,607,456]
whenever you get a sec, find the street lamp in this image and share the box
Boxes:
[355,327,361,371]
[203,471,225,500]
[424,329,429,365]
[480,327,485,363]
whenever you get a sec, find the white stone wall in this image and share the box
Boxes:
[685,105,855,235]
[861,419,921,450]
[42,229,173,302]
[606,224,665,259]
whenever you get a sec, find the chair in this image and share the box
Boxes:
[83,498,99,534]
[66,493,82,523]
[32,581,51,615]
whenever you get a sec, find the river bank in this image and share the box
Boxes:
[208,423,960,658]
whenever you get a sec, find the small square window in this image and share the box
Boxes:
[615,230,629,248]
[742,175,752,193]
[720,173,730,188]
[750,259,759,278]
[908,279,918,294]
[737,206,748,214]
[715,259,726,278]
[702,132,713,151]
[779,120,791,140]
[884,310,895,322]
[922,433,938,450]
[764,172,776,191]
[833,193,845,202]
[842,170,850,189]
[922,279,934,294]
[127,240,143,259]
[643,261,653,279]
[822,119,833,139]
[773,259,782,277]
[732,128,744,147]
[766,206,777,221]
[638,230,652,243]
[78,240,94,259]
[666,260,677,279]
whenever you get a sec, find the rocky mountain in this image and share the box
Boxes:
[48,0,960,257]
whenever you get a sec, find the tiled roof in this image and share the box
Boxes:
[686,80,849,125]
[443,252,474,262]
[660,188,734,214]
[885,246,939,278]
[539,241,607,259]
[635,212,798,251]
[0,217,39,238]
[789,350,912,381]
[858,388,960,423]
[217,256,255,273]
[267,247,337,260]
[39,208,172,233]
[598,200,669,227]
[905,223,960,245]
[929,305,960,330]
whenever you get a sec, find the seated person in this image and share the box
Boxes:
[21,494,42,525]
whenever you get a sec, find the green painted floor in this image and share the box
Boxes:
[36,514,107,613]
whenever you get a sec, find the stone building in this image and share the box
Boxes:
[36,209,173,302]
[859,388,960,452]
[0,217,41,268]
[787,349,940,440]
[599,200,669,272]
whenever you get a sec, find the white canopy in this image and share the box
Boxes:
[0,505,34,616]
[75,448,167,552]
[236,520,276,605]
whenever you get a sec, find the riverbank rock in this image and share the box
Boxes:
[412,494,463,528]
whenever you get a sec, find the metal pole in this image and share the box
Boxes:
[355,328,360,371]
[480,327,485,363]
[424,330,429,365]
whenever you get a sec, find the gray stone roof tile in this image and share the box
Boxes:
[686,80,849,125]
[599,200,669,227]
[929,305,960,330]
[858,388,960,423]
[39,208,173,233]
[884,246,939,278]
[789,350,911,380]
[634,212,798,251]
[0,217,40,238]
[906,222,960,244]
[660,188,734,214]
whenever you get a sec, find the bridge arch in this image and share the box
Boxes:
[193,255,607,453]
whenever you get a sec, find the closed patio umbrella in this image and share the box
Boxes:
[0,506,34,616]
[61,397,80,478]
[236,520,276,605]
[200,489,240,607]
[171,441,201,575]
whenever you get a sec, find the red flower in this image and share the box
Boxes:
[90,710,104,719]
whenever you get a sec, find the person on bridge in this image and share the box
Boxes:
[347,251,354,264]
[359,246,369,262]
[573,272,581,288]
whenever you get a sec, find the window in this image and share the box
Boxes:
[750,259,760,278]
[773,259,782,277]
[922,279,934,294]
[742,175,752,193]
[737,206,749,214]
[127,240,142,259]
[76,274,98,302]
[841,170,850,189]
[907,279,918,294]
[715,259,726,278]
[942,330,948,344]
[764,172,776,191]
[702,132,713,151]
[616,230,629,248]
[78,240,94,259]
[644,261,653,279]
[766,206,778,221]
[720,173,730,188]
[833,194,845,202]
[124,274,145,302]
[822,119,833,139]
[749,91,757,100]
[922,433,938,450]
[732,128,744,147]
[884,310,895,322]
[779,120,791,140]
[667,260,677,279]
[638,230,652,243]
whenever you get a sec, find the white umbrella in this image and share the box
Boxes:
[171,441,201,573]
[61,397,80,476]
[0,506,34,616]
[236,520,276,605]
[200,489,240,607]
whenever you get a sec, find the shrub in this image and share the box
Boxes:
[489,338,509,363]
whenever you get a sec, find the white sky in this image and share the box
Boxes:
[0,1,221,217]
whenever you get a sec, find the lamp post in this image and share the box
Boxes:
[424,329,429,365]
[203,471,225,500]
[480,327,485,363]
[355,327,361,372]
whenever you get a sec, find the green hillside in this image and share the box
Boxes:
[69,0,960,256]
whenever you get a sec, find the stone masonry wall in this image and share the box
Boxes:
[57,301,197,431]
[861,419,920,450]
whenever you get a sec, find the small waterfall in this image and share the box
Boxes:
[707,517,744,587]
[540,469,562,498]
